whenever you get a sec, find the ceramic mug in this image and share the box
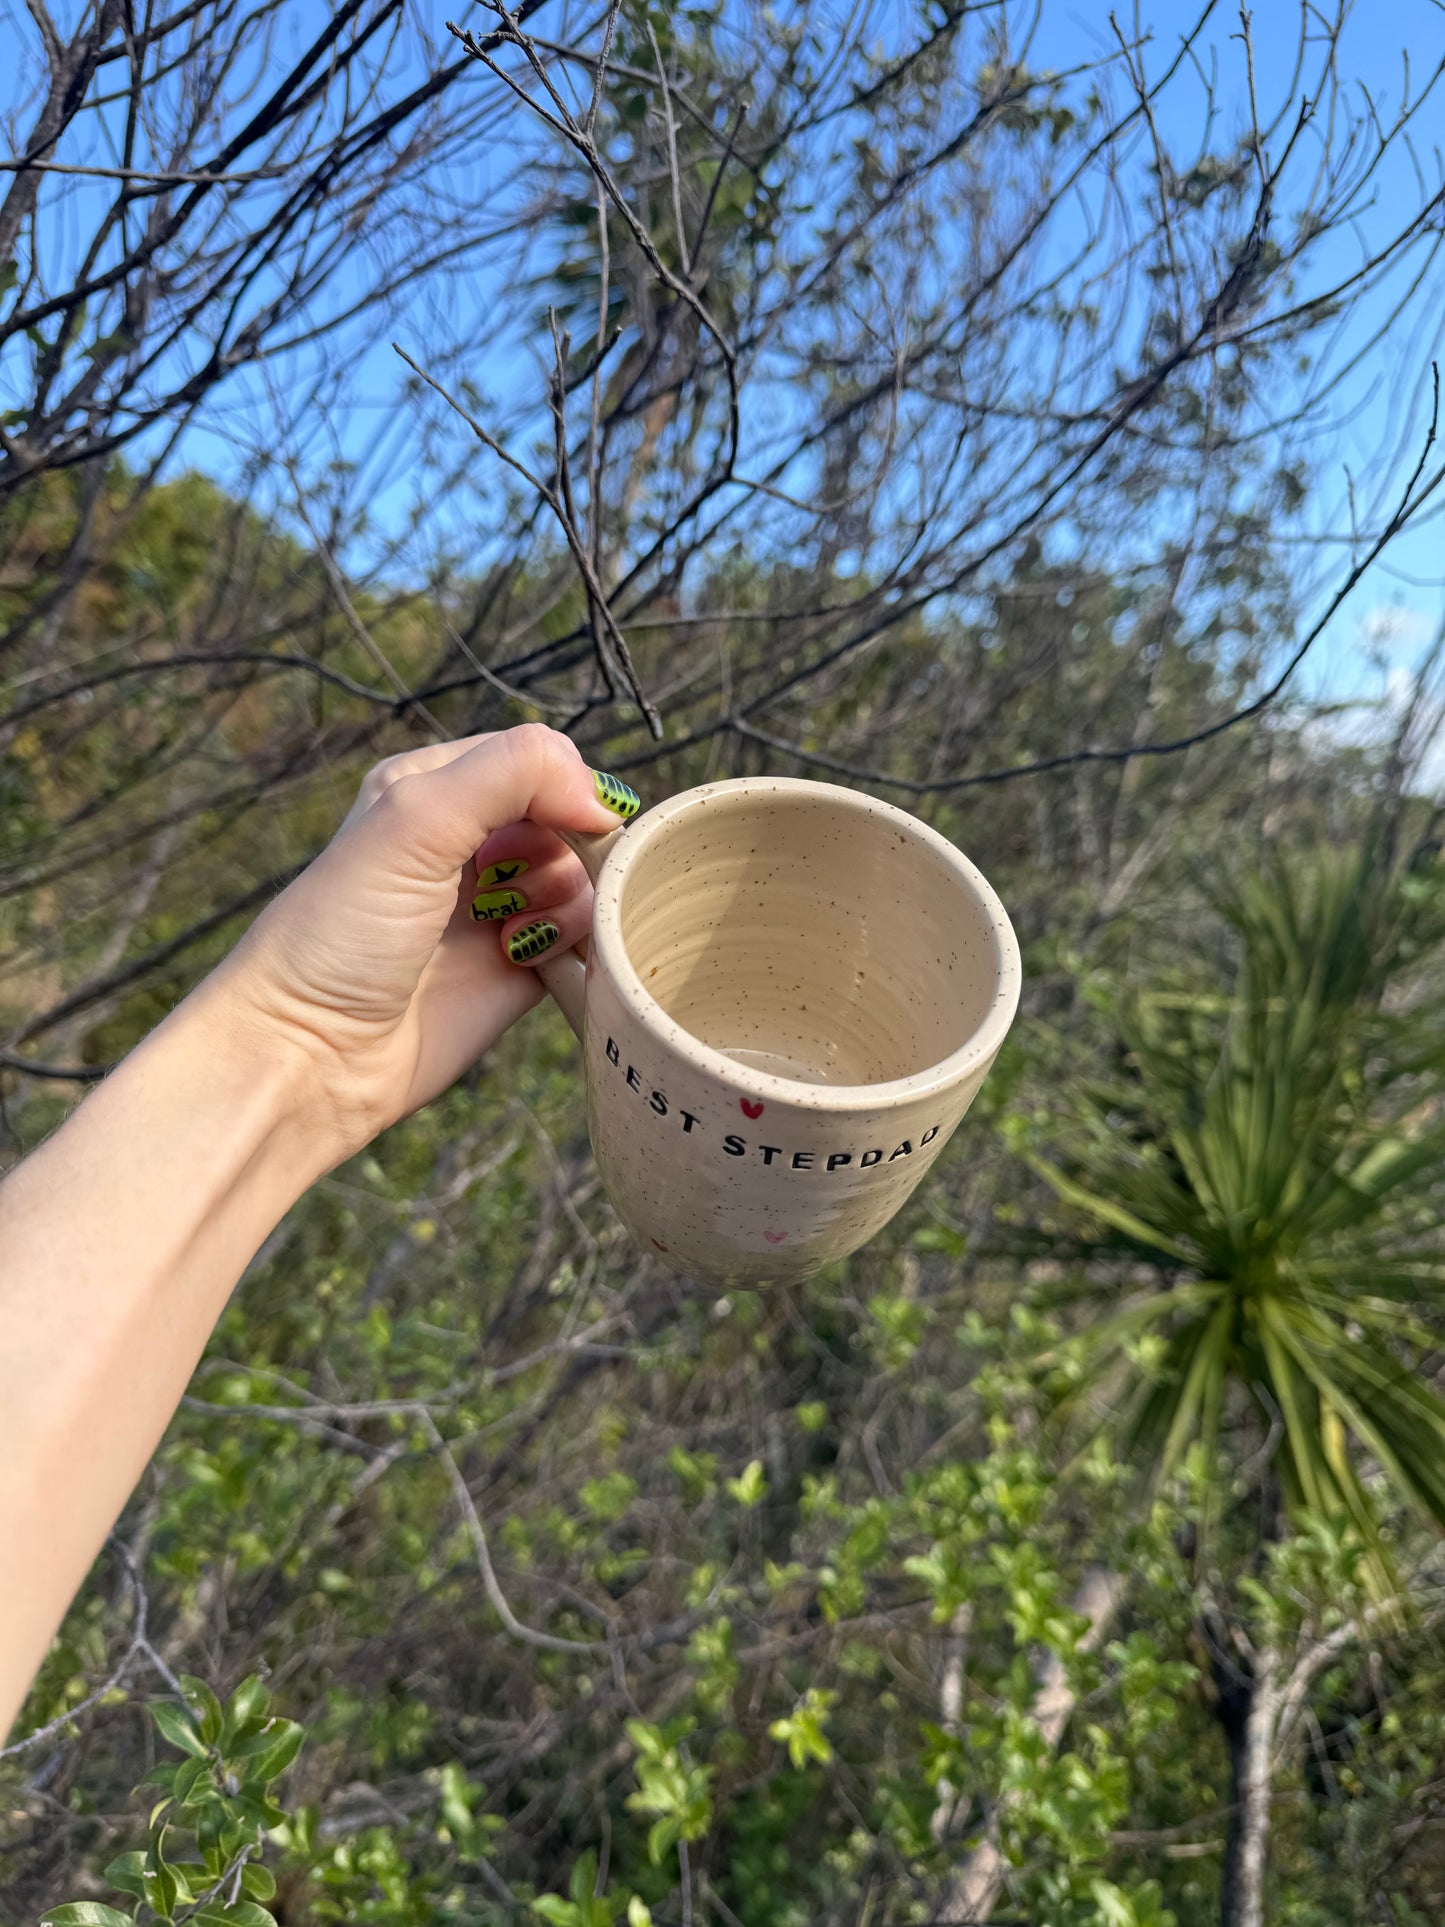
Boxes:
[534,777,1020,1285]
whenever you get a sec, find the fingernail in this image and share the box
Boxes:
[471,887,529,922]
[477,859,529,889]
[507,920,560,962]
[593,770,640,819]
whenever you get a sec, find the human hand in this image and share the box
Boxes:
[204,726,638,1166]
[2,736,644,1732]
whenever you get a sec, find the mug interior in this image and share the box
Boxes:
[614,786,1008,1088]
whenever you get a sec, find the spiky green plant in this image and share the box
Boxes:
[1035,843,1445,1585]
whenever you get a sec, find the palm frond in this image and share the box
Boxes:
[1036,840,1445,1556]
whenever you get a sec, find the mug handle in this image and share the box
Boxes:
[532,823,625,1042]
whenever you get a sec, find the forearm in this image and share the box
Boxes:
[0,980,323,1739]
[0,728,619,1740]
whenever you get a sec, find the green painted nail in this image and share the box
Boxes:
[593,770,640,819]
[477,858,529,890]
[507,920,560,962]
[471,887,529,922]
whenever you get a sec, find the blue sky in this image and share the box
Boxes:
[1034,3,1445,726]
[6,0,1443,747]
[317,1,1445,725]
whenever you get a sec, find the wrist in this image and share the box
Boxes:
[185,927,410,1177]
[174,967,344,1194]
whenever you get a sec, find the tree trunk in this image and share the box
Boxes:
[1232,1643,1279,1927]
[935,1566,1124,1923]
[930,1602,974,1844]
[1213,1629,1279,1927]
[1214,1651,1250,1923]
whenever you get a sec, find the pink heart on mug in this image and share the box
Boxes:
[740,1097,765,1118]
[763,1229,786,1244]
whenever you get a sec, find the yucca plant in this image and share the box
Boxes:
[1034,840,1445,1586]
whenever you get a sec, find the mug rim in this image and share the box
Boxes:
[590,776,1022,1111]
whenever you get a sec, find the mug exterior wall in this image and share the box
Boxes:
[582,961,994,1285]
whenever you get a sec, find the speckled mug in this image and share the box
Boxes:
[534,777,1020,1285]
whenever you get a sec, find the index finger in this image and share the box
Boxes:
[350,725,638,885]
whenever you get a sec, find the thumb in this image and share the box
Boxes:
[350,725,638,885]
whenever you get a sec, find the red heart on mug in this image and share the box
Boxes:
[764,1229,786,1244]
[740,1097,764,1118]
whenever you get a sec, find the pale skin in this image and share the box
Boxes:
[0,726,629,1742]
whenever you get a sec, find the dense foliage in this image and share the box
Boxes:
[6,3,1445,1924]
[7,463,1445,1927]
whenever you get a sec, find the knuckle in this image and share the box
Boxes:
[361,750,417,799]
[505,720,563,762]
[372,770,422,821]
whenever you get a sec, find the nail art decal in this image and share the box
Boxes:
[593,770,640,819]
[477,859,529,889]
[507,920,560,962]
[471,888,528,922]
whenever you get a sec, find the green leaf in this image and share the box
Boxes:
[234,1787,287,1831]
[532,1898,579,1926]
[190,1904,278,1927]
[238,1719,304,1783]
[195,1801,225,1858]
[646,1813,684,1865]
[569,1852,599,1910]
[147,1824,180,1918]
[224,1675,271,1738]
[769,1688,836,1769]
[1160,1297,1231,1466]
[172,1754,210,1808]
[152,1701,209,1758]
[102,1851,148,1899]
[1027,1154,1194,1261]
[240,1864,278,1901]
[1089,1880,1140,1927]
[180,1675,225,1746]
[439,1759,475,1843]
[40,1907,136,1926]
[725,1458,767,1506]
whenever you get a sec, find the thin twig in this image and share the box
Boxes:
[0,1538,179,1757]
[678,1837,694,1927]
[448,0,740,586]
[582,0,624,140]
[690,96,749,259]
[645,17,691,278]
[728,364,1445,794]
[0,1049,109,1083]
[395,340,664,735]
[279,445,447,738]
[0,159,286,183]
[551,309,619,700]
[440,617,576,716]
[417,1408,608,1656]
[589,170,611,644]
